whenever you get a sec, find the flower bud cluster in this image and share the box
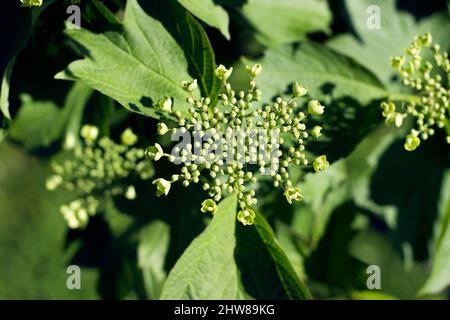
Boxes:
[148,64,329,225]
[46,125,153,229]
[382,33,450,151]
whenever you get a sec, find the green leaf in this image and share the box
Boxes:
[10,95,62,149]
[420,170,450,295]
[241,0,331,47]
[149,0,220,106]
[160,194,245,299]
[10,83,94,150]
[0,143,99,299]
[235,211,312,299]
[244,42,387,105]
[56,0,219,118]
[177,0,230,40]
[138,220,171,299]
[160,195,311,299]
[349,231,428,299]
[327,0,450,89]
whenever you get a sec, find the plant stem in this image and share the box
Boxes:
[388,93,421,104]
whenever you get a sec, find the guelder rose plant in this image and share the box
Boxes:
[147,64,329,225]
[381,33,450,151]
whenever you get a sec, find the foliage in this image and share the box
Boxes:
[0,0,449,300]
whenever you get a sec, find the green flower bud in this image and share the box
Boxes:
[313,155,329,173]
[182,79,198,92]
[153,178,171,197]
[157,122,169,135]
[200,199,217,214]
[125,185,137,200]
[404,134,421,151]
[308,100,325,116]
[237,208,256,226]
[292,82,308,97]
[215,64,233,81]
[311,126,322,138]
[419,32,432,47]
[390,56,405,69]
[145,143,164,161]
[158,96,172,113]
[246,64,262,78]
[283,187,303,204]
[80,124,99,143]
[46,175,63,191]
[381,101,396,117]
[121,128,138,146]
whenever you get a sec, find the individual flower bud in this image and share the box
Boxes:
[46,175,63,191]
[246,64,262,78]
[292,82,308,97]
[121,128,138,146]
[125,185,137,200]
[182,79,198,92]
[80,124,99,143]
[419,32,432,47]
[404,134,421,151]
[283,187,303,204]
[157,122,169,135]
[308,100,325,116]
[215,64,233,81]
[390,56,405,69]
[381,101,396,117]
[394,113,404,128]
[158,96,172,113]
[237,208,256,226]
[311,126,322,138]
[145,143,164,161]
[313,155,329,173]
[153,178,171,197]
[200,199,217,214]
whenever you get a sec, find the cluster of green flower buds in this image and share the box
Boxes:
[382,32,450,151]
[20,0,43,7]
[147,64,329,225]
[46,125,153,229]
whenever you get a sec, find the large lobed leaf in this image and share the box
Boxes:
[244,42,387,105]
[178,0,230,39]
[57,0,218,119]
[160,195,311,299]
[241,0,331,47]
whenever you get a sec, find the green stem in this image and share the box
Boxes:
[388,93,421,104]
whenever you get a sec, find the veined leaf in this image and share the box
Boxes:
[241,0,331,47]
[57,0,218,118]
[178,0,230,40]
[160,195,245,299]
[160,195,311,299]
[244,42,387,104]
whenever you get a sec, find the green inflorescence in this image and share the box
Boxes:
[381,32,450,151]
[46,125,153,229]
[147,64,329,225]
